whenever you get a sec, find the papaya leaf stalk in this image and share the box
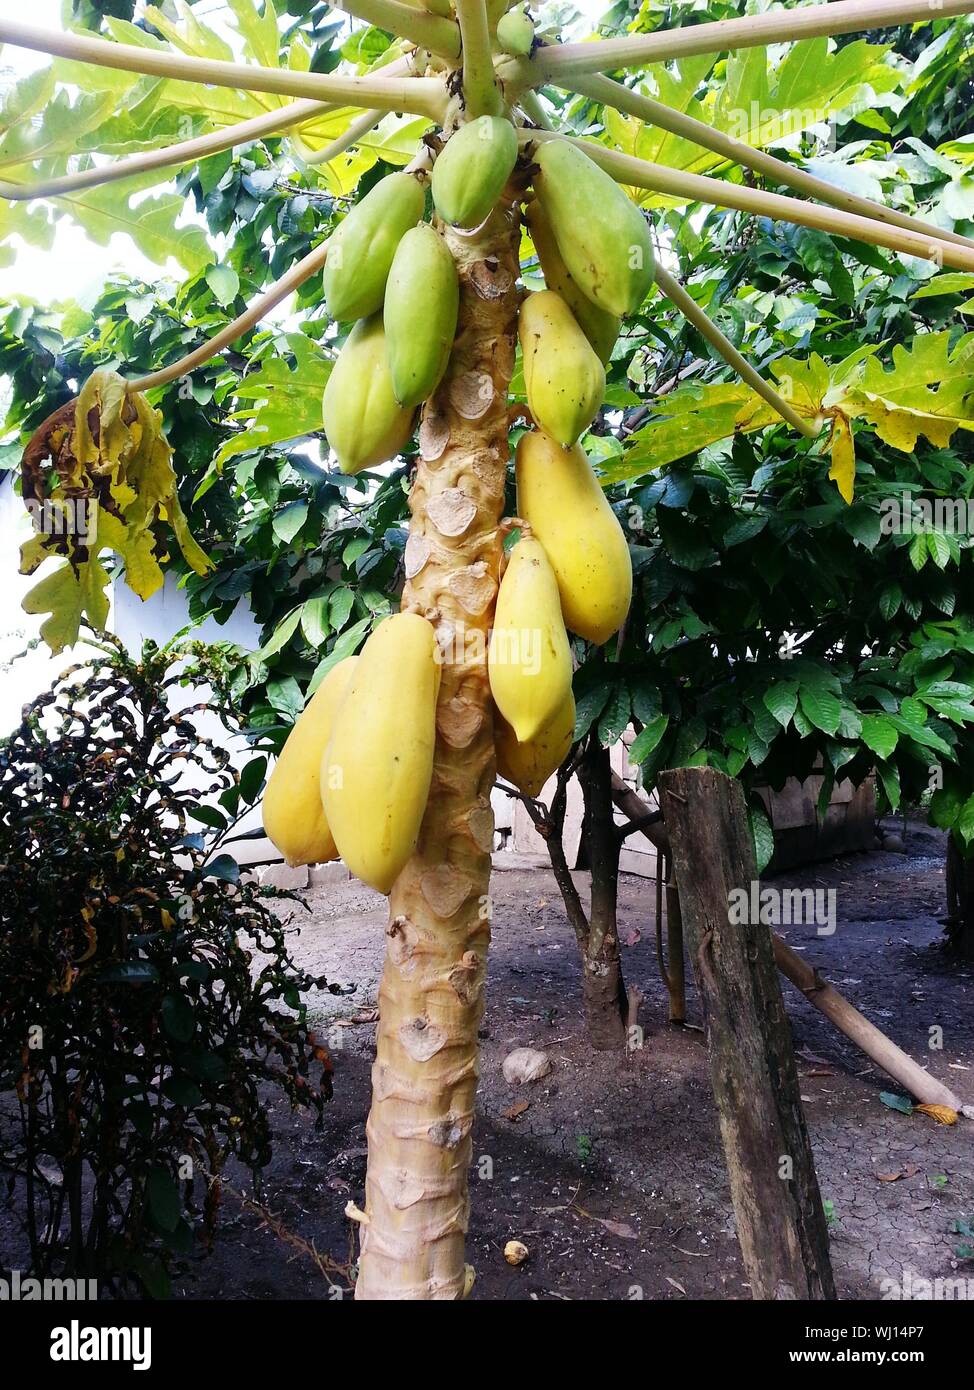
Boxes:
[0,20,448,120]
[522,132,974,273]
[323,0,461,59]
[455,0,504,117]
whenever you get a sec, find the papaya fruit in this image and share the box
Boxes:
[496,4,535,56]
[262,657,358,867]
[516,429,632,645]
[321,315,414,474]
[322,171,425,322]
[321,613,440,894]
[495,691,575,798]
[432,115,518,230]
[533,138,655,318]
[526,200,619,364]
[488,535,572,743]
[518,290,605,448]
[384,224,459,408]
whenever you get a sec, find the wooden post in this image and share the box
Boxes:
[658,766,836,1301]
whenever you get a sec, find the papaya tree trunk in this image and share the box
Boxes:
[576,738,628,1049]
[354,196,522,1300]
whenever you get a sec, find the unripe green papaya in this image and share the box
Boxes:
[526,200,619,364]
[496,4,534,55]
[533,138,655,318]
[322,316,414,474]
[322,172,425,322]
[384,224,459,408]
[518,290,605,448]
[432,115,518,229]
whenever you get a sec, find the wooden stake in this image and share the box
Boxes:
[0,19,448,120]
[522,131,974,273]
[659,765,836,1301]
[655,266,819,438]
[528,0,974,80]
[563,72,974,253]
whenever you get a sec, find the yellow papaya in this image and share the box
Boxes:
[322,172,425,322]
[321,613,440,894]
[321,315,414,474]
[496,4,534,56]
[518,290,605,448]
[488,535,572,743]
[516,430,632,645]
[495,692,575,798]
[432,115,518,230]
[533,138,655,318]
[262,657,358,867]
[384,224,459,408]
[526,200,619,364]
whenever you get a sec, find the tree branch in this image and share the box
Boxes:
[562,72,974,253]
[655,266,820,438]
[0,19,448,120]
[526,0,974,80]
[125,239,330,394]
[323,0,460,59]
[0,98,335,201]
[455,0,502,115]
[520,131,974,273]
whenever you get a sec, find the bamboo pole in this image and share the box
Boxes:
[0,19,448,120]
[562,73,974,253]
[522,131,974,273]
[323,0,460,58]
[655,266,820,438]
[610,775,973,1117]
[526,0,974,80]
[455,0,503,116]
[126,239,330,394]
[0,98,338,201]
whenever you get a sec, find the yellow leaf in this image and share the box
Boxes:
[828,413,856,505]
[915,1103,958,1125]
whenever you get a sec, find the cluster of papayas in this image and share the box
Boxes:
[264,613,440,894]
[321,171,459,473]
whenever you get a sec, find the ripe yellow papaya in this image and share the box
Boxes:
[496,4,534,55]
[518,290,605,448]
[384,224,459,408]
[533,138,655,318]
[516,429,632,646]
[526,200,619,365]
[262,657,358,867]
[321,315,414,474]
[321,613,440,894]
[322,172,425,322]
[495,691,575,798]
[432,115,518,229]
[488,535,572,743]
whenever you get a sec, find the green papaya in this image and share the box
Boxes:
[526,200,619,364]
[384,224,459,408]
[432,115,518,229]
[496,4,534,56]
[322,172,425,322]
[322,316,414,474]
[533,138,655,318]
[519,290,605,448]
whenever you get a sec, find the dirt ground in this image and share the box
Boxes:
[162,819,974,1301]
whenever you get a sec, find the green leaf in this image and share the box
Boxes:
[763,682,799,729]
[205,263,240,307]
[187,804,227,830]
[146,1168,181,1233]
[879,1091,914,1115]
[301,594,331,648]
[859,714,898,760]
[598,685,631,747]
[749,801,775,875]
[272,501,310,545]
[629,715,670,764]
[239,756,268,803]
[798,686,842,736]
[161,993,195,1044]
[256,605,302,658]
[216,335,332,467]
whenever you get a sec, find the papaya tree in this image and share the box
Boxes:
[3,0,974,1303]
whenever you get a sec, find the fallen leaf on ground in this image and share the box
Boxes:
[665,1276,687,1295]
[916,1103,958,1125]
[503,1099,530,1122]
[621,925,641,947]
[876,1164,919,1183]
